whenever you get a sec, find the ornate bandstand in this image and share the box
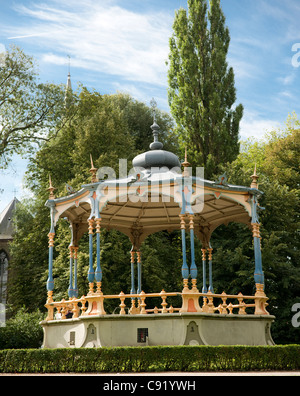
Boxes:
[41,112,275,348]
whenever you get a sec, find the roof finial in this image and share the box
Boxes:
[149,98,163,151]
[150,97,157,123]
[47,175,56,200]
[90,154,98,183]
[250,164,259,189]
[181,147,191,177]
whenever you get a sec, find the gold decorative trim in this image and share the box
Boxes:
[88,219,94,234]
[48,232,55,248]
[251,223,261,238]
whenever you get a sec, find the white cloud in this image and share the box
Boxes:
[278,72,296,86]
[5,1,173,86]
[239,111,282,141]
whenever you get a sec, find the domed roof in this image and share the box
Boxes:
[133,147,181,170]
[132,112,181,171]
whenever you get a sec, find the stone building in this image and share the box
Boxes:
[0,197,19,324]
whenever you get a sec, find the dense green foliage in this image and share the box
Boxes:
[212,116,300,344]
[0,345,300,373]
[167,0,243,177]
[0,308,43,349]
[0,46,68,168]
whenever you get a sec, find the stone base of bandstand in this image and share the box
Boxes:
[41,313,275,349]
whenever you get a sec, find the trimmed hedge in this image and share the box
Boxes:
[0,345,300,373]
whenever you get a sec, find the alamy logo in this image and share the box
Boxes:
[95,160,205,214]
[291,303,300,328]
[292,43,300,68]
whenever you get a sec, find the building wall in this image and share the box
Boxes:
[0,245,9,326]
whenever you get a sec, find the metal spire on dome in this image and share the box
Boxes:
[181,147,191,177]
[150,98,157,123]
[149,98,163,151]
[132,98,181,170]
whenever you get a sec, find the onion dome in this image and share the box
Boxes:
[132,100,181,171]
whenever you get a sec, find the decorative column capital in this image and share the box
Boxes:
[73,247,79,259]
[95,218,101,233]
[88,218,94,233]
[207,248,213,261]
[251,223,261,239]
[188,214,194,229]
[48,232,55,247]
[179,214,186,229]
[69,245,74,258]
[201,248,207,261]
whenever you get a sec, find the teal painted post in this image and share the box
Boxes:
[251,196,265,289]
[87,219,95,292]
[46,203,56,294]
[208,247,214,293]
[252,223,265,287]
[94,218,102,287]
[137,251,142,294]
[189,215,197,280]
[201,248,207,293]
[73,247,78,298]
[130,248,136,295]
[180,214,189,280]
[68,246,74,298]
[47,232,55,293]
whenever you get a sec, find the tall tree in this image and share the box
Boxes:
[213,115,300,344]
[0,46,70,168]
[167,0,243,178]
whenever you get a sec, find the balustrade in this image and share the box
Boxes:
[44,288,268,321]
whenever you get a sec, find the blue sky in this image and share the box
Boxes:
[0,0,300,212]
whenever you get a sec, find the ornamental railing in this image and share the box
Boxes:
[44,287,269,321]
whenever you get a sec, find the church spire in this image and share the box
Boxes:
[64,55,72,106]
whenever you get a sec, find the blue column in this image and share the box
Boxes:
[47,232,55,293]
[137,251,142,294]
[251,196,265,290]
[180,215,189,280]
[189,215,197,280]
[252,223,265,287]
[130,248,136,295]
[46,203,56,297]
[88,219,95,292]
[208,247,214,293]
[201,248,207,293]
[68,246,74,298]
[73,247,78,298]
[94,218,102,290]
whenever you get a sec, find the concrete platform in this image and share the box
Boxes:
[41,312,275,348]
